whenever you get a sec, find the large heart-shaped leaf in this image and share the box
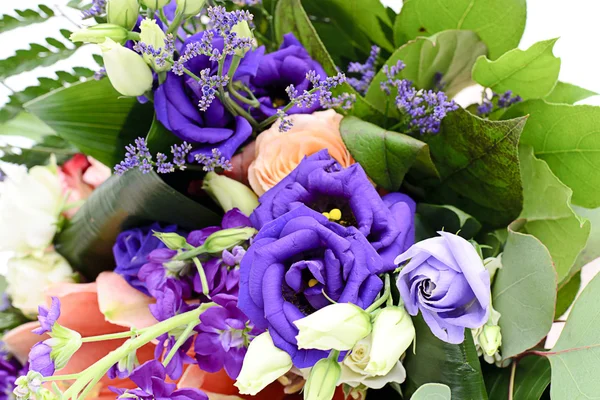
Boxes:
[472,39,561,100]
[25,78,154,167]
[422,107,526,227]
[569,206,600,277]
[402,315,488,399]
[411,383,451,399]
[492,221,557,360]
[394,0,526,60]
[339,116,438,190]
[484,356,551,400]
[55,170,221,280]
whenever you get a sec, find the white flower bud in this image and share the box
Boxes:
[202,172,259,216]
[140,0,170,9]
[100,37,154,97]
[175,0,207,17]
[139,18,172,72]
[231,20,254,56]
[294,303,372,351]
[107,0,140,30]
[70,24,130,44]
[479,325,502,357]
[6,252,74,317]
[364,307,415,376]
[235,331,293,395]
[304,357,341,400]
[202,227,256,254]
[153,231,188,250]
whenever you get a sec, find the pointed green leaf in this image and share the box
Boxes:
[484,356,551,400]
[492,221,557,359]
[422,108,525,227]
[339,116,438,190]
[0,111,55,141]
[518,145,590,283]
[394,0,526,60]
[417,203,481,239]
[0,5,55,33]
[545,81,598,105]
[472,39,561,99]
[503,100,600,208]
[25,78,154,167]
[411,383,451,399]
[570,206,600,276]
[555,272,581,319]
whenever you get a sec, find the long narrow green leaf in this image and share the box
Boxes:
[0,5,55,33]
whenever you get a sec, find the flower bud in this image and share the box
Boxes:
[47,323,83,370]
[153,231,188,250]
[364,307,414,376]
[202,172,258,216]
[202,227,256,254]
[107,0,140,30]
[175,0,206,17]
[100,37,153,96]
[304,357,342,400]
[294,303,372,351]
[14,371,43,400]
[231,20,254,56]
[70,24,129,44]
[139,18,172,72]
[479,325,502,357]
[235,331,293,395]
[140,0,170,9]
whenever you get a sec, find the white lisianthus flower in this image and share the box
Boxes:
[6,251,75,316]
[100,38,153,97]
[0,161,63,255]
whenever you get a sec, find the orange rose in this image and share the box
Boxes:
[246,110,354,196]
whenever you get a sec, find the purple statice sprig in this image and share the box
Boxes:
[477,90,522,117]
[134,34,176,70]
[114,138,192,176]
[381,60,458,134]
[347,45,380,94]
[81,0,106,19]
[232,0,262,5]
[194,148,233,172]
[197,68,230,111]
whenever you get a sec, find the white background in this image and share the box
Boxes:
[0,0,599,343]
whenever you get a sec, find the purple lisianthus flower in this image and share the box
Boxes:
[194,294,259,379]
[154,31,263,160]
[155,334,195,381]
[111,360,207,400]
[113,223,182,295]
[238,205,386,367]
[0,348,26,400]
[395,232,491,344]
[149,279,195,322]
[32,297,60,335]
[250,149,416,269]
[248,33,327,120]
[27,343,53,377]
[138,248,194,300]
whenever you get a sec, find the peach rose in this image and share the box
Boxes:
[244,110,354,196]
[59,154,111,217]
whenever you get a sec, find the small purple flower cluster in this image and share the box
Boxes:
[381,60,458,134]
[477,90,522,117]
[197,68,230,111]
[194,148,233,172]
[0,347,26,400]
[114,137,192,175]
[134,34,176,69]
[81,0,106,19]
[347,45,380,94]
[232,0,261,5]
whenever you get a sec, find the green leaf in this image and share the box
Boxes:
[0,111,55,141]
[394,0,526,60]
[55,169,222,280]
[503,100,600,209]
[403,315,488,399]
[546,273,600,399]
[339,116,438,190]
[146,115,180,155]
[472,39,561,100]
[0,5,55,33]
[484,356,551,400]
[545,81,598,105]
[480,229,508,259]
[273,0,385,125]
[0,32,80,79]
[555,272,581,319]
[411,383,451,399]
[518,145,590,283]
[569,206,600,276]
[0,135,77,168]
[492,221,557,359]
[25,78,154,167]
[422,107,525,227]
[417,203,481,239]
[366,30,487,112]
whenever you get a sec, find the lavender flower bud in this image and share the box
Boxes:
[100,37,153,96]
[176,0,207,17]
[70,24,129,44]
[304,356,342,400]
[106,0,140,30]
[202,172,258,216]
[140,0,170,9]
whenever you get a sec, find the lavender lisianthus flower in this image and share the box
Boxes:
[27,343,54,377]
[250,150,416,269]
[248,33,327,120]
[238,205,386,368]
[32,297,60,335]
[395,232,491,344]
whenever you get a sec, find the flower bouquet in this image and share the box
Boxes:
[0,0,599,399]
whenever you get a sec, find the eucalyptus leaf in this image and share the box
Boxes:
[484,356,551,400]
[545,81,598,105]
[393,0,526,60]
[55,170,221,280]
[546,272,600,399]
[403,315,488,399]
[472,39,561,100]
[366,30,487,113]
[411,383,451,399]
[25,78,154,167]
[555,272,581,319]
[339,116,438,190]
[503,100,600,208]
[273,0,386,125]
[492,221,557,360]
[417,203,481,239]
[569,206,600,276]
[422,108,525,227]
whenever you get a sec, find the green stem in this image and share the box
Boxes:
[81,331,137,343]
[174,244,206,261]
[182,67,201,81]
[146,7,155,19]
[127,31,141,41]
[43,373,81,382]
[226,56,260,108]
[167,11,184,35]
[77,373,103,400]
[224,93,260,129]
[365,275,391,313]
[192,257,211,297]
[508,359,517,400]
[162,321,197,366]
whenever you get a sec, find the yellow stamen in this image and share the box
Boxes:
[329,208,342,221]
[322,212,330,219]
[308,279,319,288]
